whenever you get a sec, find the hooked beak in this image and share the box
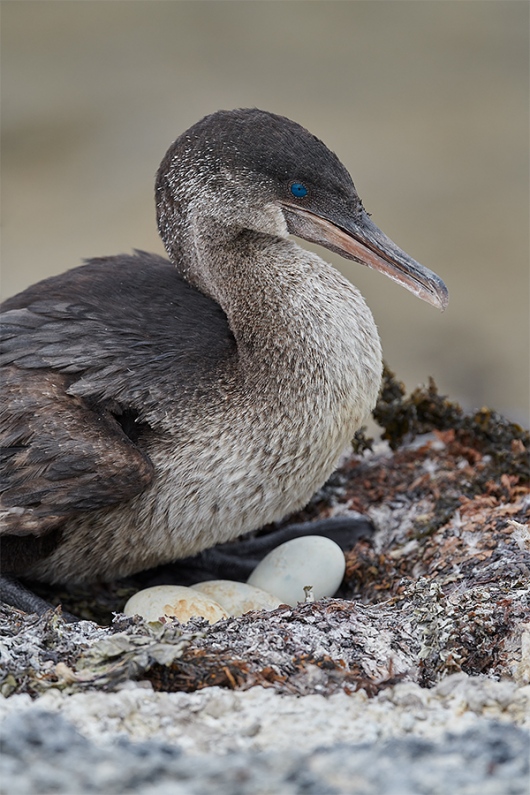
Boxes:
[281,203,449,311]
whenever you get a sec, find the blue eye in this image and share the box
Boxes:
[290,182,308,198]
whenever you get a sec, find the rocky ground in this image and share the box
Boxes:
[1,371,529,794]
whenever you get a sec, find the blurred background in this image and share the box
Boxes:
[2,1,528,425]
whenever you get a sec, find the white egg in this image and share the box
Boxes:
[191,580,282,616]
[247,535,346,606]
[123,585,228,624]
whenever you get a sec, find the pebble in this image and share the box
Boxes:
[247,535,346,606]
[123,585,228,624]
[191,580,282,616]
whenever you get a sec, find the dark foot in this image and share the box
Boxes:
[137,513,374,587]
[0,575,78,622]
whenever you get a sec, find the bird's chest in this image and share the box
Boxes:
[134,245,383,561]
[142,327,381,559]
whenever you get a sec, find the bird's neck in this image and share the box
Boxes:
[177,218,382,410]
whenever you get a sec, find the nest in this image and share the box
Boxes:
[1,368,528,698]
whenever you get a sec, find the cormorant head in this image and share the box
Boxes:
[156,108,448,310]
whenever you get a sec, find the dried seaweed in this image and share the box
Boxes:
[0,608,198,697]
[373,365,529,482]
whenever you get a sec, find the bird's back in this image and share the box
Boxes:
[1,251,236,405]
[0,252,237,564]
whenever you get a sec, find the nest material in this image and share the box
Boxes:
[1,369,529,698]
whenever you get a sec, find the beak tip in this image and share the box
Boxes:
[435,282,450,312]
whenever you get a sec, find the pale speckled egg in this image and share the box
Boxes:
[191,580,283,616]
[247,535,346,606]
[123,585,229,624]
